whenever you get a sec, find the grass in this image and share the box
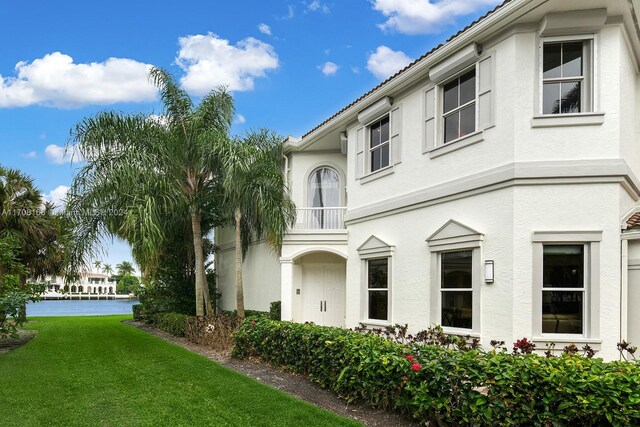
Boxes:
[0,315,360,427]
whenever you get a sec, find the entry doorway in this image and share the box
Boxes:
[301,260,346,327]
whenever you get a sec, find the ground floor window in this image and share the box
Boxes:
[542,245,585,334]
[367,258,389,321]
[440,250,473,329]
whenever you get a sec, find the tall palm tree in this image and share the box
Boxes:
[219,130,296,318]
[93,260,102,272]
[102,263,113,276]
[116,261,134,276]
[67,68,232,316]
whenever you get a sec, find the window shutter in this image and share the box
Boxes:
[423,88,436,153]
[390,106,401,165]
[356,126,365,178]
[478,55,494,130]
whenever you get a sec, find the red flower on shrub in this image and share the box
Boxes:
[411,363,421,372]
[406,355,414,362]
[250,321,257,325]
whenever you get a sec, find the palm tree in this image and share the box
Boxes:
[219,130,296,318]
[102,263,113,276]
[116,261,134,276]
[93,260,102,272]
[67,68,233,316]
[0,166,67,281]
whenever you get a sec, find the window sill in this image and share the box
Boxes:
[427,131,483,159]
[359,166,394,184]
[442,327,480,338]
[531,112,605,128]
[532,336,602,352]
[359,320,391,328]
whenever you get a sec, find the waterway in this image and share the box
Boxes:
[28,299,138,316]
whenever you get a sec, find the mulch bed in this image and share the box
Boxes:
[126,320,419,427]
[0,329,38,354]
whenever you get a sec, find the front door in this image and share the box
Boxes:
[301,263,346,327]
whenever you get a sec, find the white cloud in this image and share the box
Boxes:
[366,46,412,80]
[372,0,501,34]
[45,185,69,210]
[45,144,83,164]
[234,114,246,124]
[0,52,157,108]
[278,5,295,20]
[320,61,339,76]
[258,23,272,36]
[176,33,279,94]
[307,1,330,13]
[24,151,37,158]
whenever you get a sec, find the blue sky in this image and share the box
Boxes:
[0,0,500,270]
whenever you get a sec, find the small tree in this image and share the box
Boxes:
[117,275,140,295]
[0,236,45,338]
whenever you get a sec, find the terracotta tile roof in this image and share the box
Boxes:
[301,0,513,139]
[627,212,640,229]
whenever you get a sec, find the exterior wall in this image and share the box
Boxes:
[215,227,281,312]
[513,183,622,360]
[346,188,515,339]
[627,240,640,347]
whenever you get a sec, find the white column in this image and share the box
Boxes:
[280,258,294,321]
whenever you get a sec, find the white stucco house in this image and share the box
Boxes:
[215,0,640,360]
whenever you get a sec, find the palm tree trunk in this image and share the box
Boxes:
[190,211,205,317]
[202,267,212,316]
[235,207,245,318]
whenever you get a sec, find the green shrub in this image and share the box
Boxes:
[132,304,142,321]
[221,309,268,319]
[233,319,640,426]
[153,312,190,337]
[269,301,281,321]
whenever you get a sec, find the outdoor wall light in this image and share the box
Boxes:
[485,260,494,284]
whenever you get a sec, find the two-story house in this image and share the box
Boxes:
[215,0,640,360]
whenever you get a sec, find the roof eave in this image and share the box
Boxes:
[297,0,538,148]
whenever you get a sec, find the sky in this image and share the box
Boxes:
[0,0,501,271]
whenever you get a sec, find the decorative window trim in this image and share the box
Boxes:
[531,231,602,340]
[357,104,402,182]
[358,236,395,324]
[423,50,493,157]
[427,220,483,334]
[537,33,598,118]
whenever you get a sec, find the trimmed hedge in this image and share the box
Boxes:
[153,312,189,337]
[233,319,640,426]
[132,304,143,321]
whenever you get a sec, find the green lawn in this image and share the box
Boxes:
[0,315,360,427]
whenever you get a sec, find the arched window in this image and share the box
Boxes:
[308,167,341,229]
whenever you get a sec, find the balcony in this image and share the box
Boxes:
[294,207,346,230]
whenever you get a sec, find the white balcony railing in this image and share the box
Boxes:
[294,207,346,230]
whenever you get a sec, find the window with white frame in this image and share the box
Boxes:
[367,258,389,321]
[532,231,601,340]
[541,39,592,114]
[442,68,476,143]
[358,235,394,323]
[542,245,586,335]
[368,115,390,172]
[427,220,482,334]
[440,250,473,329]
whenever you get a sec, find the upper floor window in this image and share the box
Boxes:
[308,167,341,229]
[369,115,390,172]
[442,68,476,143]
[541,39,592,115]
